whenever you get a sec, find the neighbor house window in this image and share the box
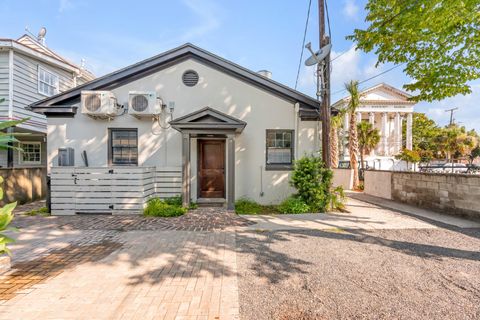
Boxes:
[266,130,294,169]
[19,142,41,164]
[108,129,138,165]
[38,66,59,96]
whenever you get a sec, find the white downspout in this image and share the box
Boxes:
[294,102,300,159]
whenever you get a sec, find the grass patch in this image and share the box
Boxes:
[143,197,187,217]
[234,198,281,215]
[234,198,262,214]
[277,196,310,214]
[24,207,50,216]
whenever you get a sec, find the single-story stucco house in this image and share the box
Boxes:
[29,43,323,214]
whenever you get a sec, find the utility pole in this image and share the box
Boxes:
[445,107,458,126]
[318,0,331,168]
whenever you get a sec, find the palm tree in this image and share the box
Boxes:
[330,109,346,168]
[357,122,380,171]
[345,80,360,189]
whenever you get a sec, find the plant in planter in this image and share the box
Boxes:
[0,117,27,258]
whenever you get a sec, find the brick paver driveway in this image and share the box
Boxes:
[0,208,246,320]
[2,198,478,319]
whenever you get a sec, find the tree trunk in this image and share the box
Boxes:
[360,148,365,171]
[330,126,339,168]
[348,111,360,189]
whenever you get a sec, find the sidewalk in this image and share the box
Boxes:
[347,192,480,229]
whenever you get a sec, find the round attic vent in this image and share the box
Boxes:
[131,95,149,112]
[182,70,199,87]
[85,94,101,112]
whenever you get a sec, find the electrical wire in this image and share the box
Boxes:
[331,63,406,96]
[294,0,312,90]
[325,0,332,39]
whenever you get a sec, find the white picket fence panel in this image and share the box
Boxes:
[50,166,182,215]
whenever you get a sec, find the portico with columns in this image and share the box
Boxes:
[333,83,415,165]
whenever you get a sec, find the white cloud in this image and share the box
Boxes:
[343,0,359,20]
[59,0,73,13]
[180,0,222,41]
[416,82,480,131]
[330,45,361,91]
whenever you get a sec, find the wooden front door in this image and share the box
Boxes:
[198,139,225,198]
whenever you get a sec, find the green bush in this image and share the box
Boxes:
[143,197,187,217]
[25,207,50,216]
[290,155,333,212]
[278,196,310,214]
[235,198,262,215]
[329,186,347,211]
[164,196,182,206]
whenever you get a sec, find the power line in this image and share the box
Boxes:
[331,63,405,96]
[325,0,332,39]
[294,0,313,90]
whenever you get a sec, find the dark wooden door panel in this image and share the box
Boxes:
[198,140,225,198]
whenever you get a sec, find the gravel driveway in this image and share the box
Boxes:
[237,227,480,320]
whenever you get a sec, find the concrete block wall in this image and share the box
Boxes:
[364,170,392,199]
[0,167,47,206]
[391,172,480,219]
[332,168,354,190]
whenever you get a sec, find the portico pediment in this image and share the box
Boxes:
[170,107,246,133]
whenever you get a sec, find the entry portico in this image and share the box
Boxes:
[333,83,415,161]
[170,107,246,210]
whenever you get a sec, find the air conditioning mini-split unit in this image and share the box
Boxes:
[81,91,117,118]
[128,91,162,118]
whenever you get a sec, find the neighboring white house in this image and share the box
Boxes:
[332,83,415,170]
[0,33,94,168]
[30,43,322,214]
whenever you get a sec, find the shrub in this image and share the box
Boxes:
[143,197,187,217]
[235,198,262,215]
[25,207,49,216]
[278,196,310,214]
[329,186,347,211]
[164,196,182,206]
[290,155,333,212]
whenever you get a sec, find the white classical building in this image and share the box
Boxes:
[332,83,415,170]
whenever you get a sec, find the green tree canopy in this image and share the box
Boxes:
[348,0,480,101]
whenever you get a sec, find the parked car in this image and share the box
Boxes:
[441,162,468,173]
[467,164,480,174]
[419,162,472,174]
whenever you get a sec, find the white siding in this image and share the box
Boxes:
[0,50,9,119]
[12,52,75,133]
[47,58,320,204]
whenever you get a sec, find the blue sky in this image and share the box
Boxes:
[1,0,479,131]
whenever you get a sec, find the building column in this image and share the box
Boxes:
[342,113,349,157]
[227,134,235,210]
[356,112,362,123]
[344,112,349,131]
[368,112,375,156]
[181,133,191,207]
[369,112,375,125]
[406,113,413,150]
[395,112,402,154]
[381,112,388,156]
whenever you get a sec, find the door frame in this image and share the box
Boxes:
[197,138,226,199]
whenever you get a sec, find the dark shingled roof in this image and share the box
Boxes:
[29,43,321,119]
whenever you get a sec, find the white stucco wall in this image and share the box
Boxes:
[47,58,319,204]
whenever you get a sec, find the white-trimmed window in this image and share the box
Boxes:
[38,66,59,96]
[266,129,294,170]
[19,142,42,164]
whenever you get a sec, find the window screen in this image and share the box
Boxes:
[109,129,138,165]
[266,130,293,164]
[38,67,59,96]
[20,142,41,164]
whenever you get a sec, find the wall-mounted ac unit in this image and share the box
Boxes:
[128,91,162,118]
[81,91,117,118]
